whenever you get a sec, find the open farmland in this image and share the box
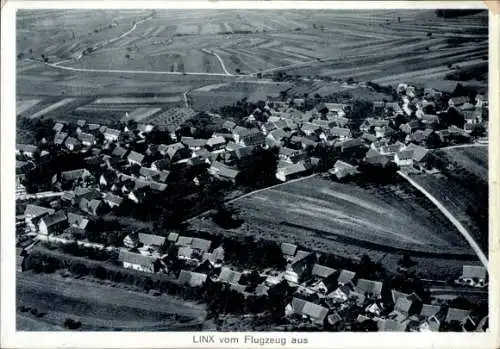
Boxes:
[439,146,488,181]
[190,176,478,278]
[17,272,206,331]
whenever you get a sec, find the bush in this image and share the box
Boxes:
[63,318,82,330]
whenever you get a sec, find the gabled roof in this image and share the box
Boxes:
[16,144,38,153]
[337,270,356,285]
[103,192,123,206]
[222,120,237,130]
[356,278,383,297]
[191,238,212,252]
[118,249,156,267]
[281,242,298,256]
[376,318,408,332]
[181,136,207,148]
[166,142,186,158]
[77,132,95,144]
[138,233,166,247]
[24,204,55,219]
[396,150,414,161]
[178,270,207,287]
[54,132,68,144]
[112,146,128,158]
[301,122,321,133]
[40,210,67,228]
[462,265,486,279]
[405,144,429,162]
[232,126,250,137]
[61,168,91,181]
[394,296,413,314]
[312,264,336,278]
[139,167,159,178]
[206,136,226,147]
[209,161,240,180]
[127,151,145,164]
[67,212,89,229]
[420,304,442,319]
[445,308,471,323]
[219,267,242,284]
[53,122,65,132]
[391,289,410,303]
[104,128,121,137]
[277,162,307,176]
[176,236,193,246]
[291,297,328,324]
[167,232,179,242]
[330,127,351,137]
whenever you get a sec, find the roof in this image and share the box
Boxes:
[394,296,413,314]
[178,246,194,259]
[25,204,55,219]
[365,148,382,158]
[65,136,81,147]
[181,136,207,148]
[16,144,37,153]
[396,150,414,161]
[312,264,336,278]
[118,249,156,267]
[166,143,187,158]
[104,193,123,206]
[301,122,320,133]
[337,270,356,285]
[277,162,307,176]
[281,242,298,256]
[449,96,469,105]
[53,122,65,132]
[127,151,145,164]
[167,232,179,242]
[40,211,67,228]
[445,308,471,323]
[139,167,159,178]
[104,128,121,137]
[391,289,410,303]
[138,233,166,247]
[356,278,383,297]
[77,119,87,127]
[61,168,91,181]
[191,238,212,252]
[233,126,250,137]
[331,127,351,137]
[54,132,68,144]
[206,135,226,147]
[178,270,207,287]
[176,236,193,246]
[405,144,429,162]
[67,212,89,229]
[112,146,128,158]
[420,304,442,319]
[222,120,236,130]
[77,132,95,144]
[291,297,328,324]
[209,162,240,180]
[462,265,486,279]
[219,267,242,284]
[376,318,408,332]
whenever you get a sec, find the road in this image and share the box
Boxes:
[439,143,488,150]
[201,49,233,76]
[397,171,488,270]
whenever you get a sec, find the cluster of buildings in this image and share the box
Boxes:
[15,81,488,332]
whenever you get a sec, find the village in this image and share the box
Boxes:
[15,81,489,332]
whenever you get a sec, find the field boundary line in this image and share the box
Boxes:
[201,49,233,76]
[397,170,488,270]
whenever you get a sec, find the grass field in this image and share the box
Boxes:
[17,271,206,331]
[189,176,478,278]
[440,146,488,182]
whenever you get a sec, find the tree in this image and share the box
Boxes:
[427,32,433,37]
[236,146,279,189]
[125,54,131,59]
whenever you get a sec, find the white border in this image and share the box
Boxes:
[1,1,498,349]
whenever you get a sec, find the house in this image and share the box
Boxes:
[103,128,121,142]
[338,138,364,153]
[462,109,482,124]
[118,249,157,273]
[326,284,355,304]
[329,160,359,180]
[373,101,386,113]
[127,151,145,166]
[138,232,166,249]
[166,142,190,161]
[24,204,55,231]
[219,267,242,284]
[240,128,265,147]
[76,119,86,128]
[376,317,408,332]
[385,102,403,115]
[281,242,298,259]
[16,144,37,158]
[222,120,237,131]
[103,193,123,208]
[394,150,414,167]
[419,114,439,125]
[292,98,305,108]
[53,122,65,133]
[181,137,207,151]
[112,146,128,159]
[409,128,434,144]
[266,129,289,147]
[178,270,207,287]
[290,136,317,149]
[208,161,240,182]
[419,304,442,322]
[77,132,95,146]
[311,264,336,279]
[38,211,68,235]
[330,127,352,141]
[400,121,423,134]
[337,269,356,285]
[285,297,328,325]
[64,137,81,151]
[356,278,383,299]
[54,131,69,146]
[290,251,317,282]
[276,162,308,182]
[456,265,487,287]
[405,144,429,163]
[445,308,471,326]
[80,198,105,216]
[206,135,226,150]
[379,142,405,156]
[279,147,305,164]
[191,238,212,252]
[301,122,321,136]
[67,212,89,230]
[448,96,469,108]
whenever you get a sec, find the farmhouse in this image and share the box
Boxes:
[276,162,308,182]
[329,127,351,141]
[38,211,68,235]
[285,297,328,325]
[118,249,157,273]
[24,204,55,231]
[127,151,145,166]
[104,128,121,142]
[16,144,37,158]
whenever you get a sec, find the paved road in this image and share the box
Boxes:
[397,171,488,270]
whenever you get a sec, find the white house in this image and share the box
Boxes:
[394,150,414,167]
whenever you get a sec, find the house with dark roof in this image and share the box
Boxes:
[80,198,105,216]
[38,211,68,235]
[218,267,242,284]
[127,151,145,166]
[104,128,121,142]
[456,265,487,287]
[138,233,166,248]
[178,270,207,287]
[208,161,240,182]
[112,146,129,159]
[206,135,226,150]
[103,193,123,208]
[77,132,95,146]
[394,149,414,167]
[276,162,308,182]
[24,204,55,231]
[281,242,298,259]
[67,212,89,230]
[286,297,329,325]
[118,249,157,273]
[356,278,383,299]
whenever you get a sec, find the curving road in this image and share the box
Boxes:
[201,49,233,76]
[397,171,488,270]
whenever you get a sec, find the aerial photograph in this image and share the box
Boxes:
[15,8,489,332]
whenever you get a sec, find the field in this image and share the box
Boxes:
[190,176,478,278]
[440,146,488,181]
[17,271,206,331]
